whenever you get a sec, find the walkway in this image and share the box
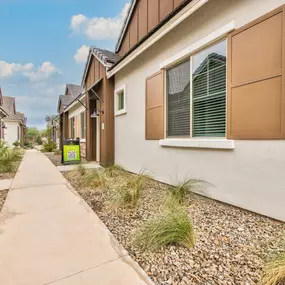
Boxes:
[0,150,153,285]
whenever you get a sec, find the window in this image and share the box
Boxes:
[167,40,227,138]
[81,112,86,139]
[17,126,20,141]
[115,85,127,116]
[70,117,75,138]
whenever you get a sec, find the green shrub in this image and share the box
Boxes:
[24,141,33,149]
[0,141,22,173]
[134,206,195,250]
[76,163,86,176]
[42,139,56,152]
[36,135,42,145]
[13,140,20,147]
[262,253,285,285]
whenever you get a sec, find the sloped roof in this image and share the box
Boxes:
[81,47,121,86]
[91,47,121,66]
[3,96,16,115]
[58,84,84,113]
[16,112,27,125]
[65,84,83,97]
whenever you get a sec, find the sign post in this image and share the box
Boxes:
[62,138,81,165]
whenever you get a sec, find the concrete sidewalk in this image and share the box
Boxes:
[0,150,153,285]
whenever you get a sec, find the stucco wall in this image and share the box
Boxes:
[3,120,21,147]
[114,0,285,221]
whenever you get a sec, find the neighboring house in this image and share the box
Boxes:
[58,0,285,221]
[2,96,26,147]
[57,84,86,156]
[46,115,60,146]
[0,88,8,141]
[59,50,120,164]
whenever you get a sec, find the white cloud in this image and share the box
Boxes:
[0,61,34,77]
[70,2,130,40]
[0,60,60,82]
[71,14,88,31]
[24,62,61,82]
[74,45,89,64]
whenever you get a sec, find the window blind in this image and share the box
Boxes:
[167,60,190,136]
[192,52,226,137]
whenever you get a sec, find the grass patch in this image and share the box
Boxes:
[76,163,87,176]
[54,149,62,155]
[134,205,195,250]
[109,172,150,209]
[262,253,285,285]
[165,179,207,206]
[104,164,124,177]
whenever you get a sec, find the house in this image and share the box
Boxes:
[0,89,8,141]
[46,115,60,146]
[57,84,86,155]
[2,96,26,147]
[60,0,285,221]
[107,0,285,221]
[60,50,120,165]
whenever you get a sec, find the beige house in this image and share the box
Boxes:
[58,84,86,156]
[105,0,285,221]
[2,96,26,147]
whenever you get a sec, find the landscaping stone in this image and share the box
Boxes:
[64,169,285,285]
[0,189,8,212]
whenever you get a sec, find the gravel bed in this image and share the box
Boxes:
[64,169,285,285]
[0,190,9,211]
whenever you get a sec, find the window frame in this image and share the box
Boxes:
[114,84,127,116]
[81,111,86,139]
[165,38,227,139]
[70,117,75,139]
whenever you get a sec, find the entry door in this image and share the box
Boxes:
[96,100,100,162]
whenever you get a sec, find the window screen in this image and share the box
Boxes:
[167,60,190,136]
[118,92,124,110]
[192,40,227,137]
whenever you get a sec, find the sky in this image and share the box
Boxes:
[0,0,130,130]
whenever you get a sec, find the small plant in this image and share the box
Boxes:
[166,179,207,206]
[262,253,285,285]
[134,206,195,250]
[84,170,107,188]
[54,149,62,155]
[24,141,33,149]
[0,141,23,173]
[42,139,56,152]
[104,164,124,177]
[13,140,20,147]
[76,163,86,176]
[111,173,148,208]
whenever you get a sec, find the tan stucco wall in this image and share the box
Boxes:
[114,0,285,221]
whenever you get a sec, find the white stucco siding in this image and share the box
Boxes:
[114,0,285,221]
[3,120,21,147]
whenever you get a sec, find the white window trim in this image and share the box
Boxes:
[114,84,127,116]
[160,21,236,69]
[159,138,235,150]
[162,33,232,149]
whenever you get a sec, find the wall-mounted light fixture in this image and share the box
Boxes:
[91,109,104,118]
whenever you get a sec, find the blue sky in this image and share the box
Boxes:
[0,0,129,129]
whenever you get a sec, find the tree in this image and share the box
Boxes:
[25,127,40,144]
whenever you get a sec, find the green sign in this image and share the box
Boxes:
[63,144,80,164]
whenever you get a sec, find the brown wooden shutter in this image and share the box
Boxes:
[145,71,164,140]
[227,6,285,139]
